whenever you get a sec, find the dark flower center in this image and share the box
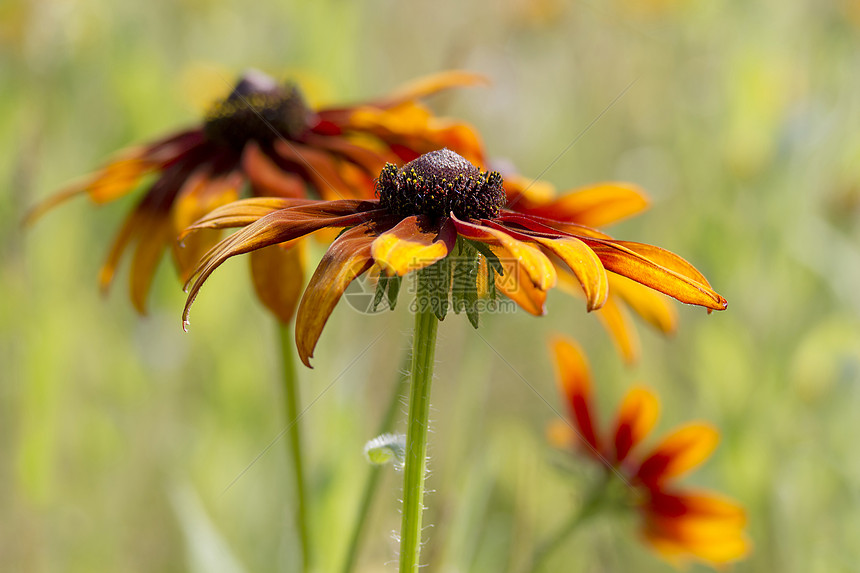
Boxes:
[376,149,506,220]
[203,69,311,149]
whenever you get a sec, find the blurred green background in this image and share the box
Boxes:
[3,0,860,571]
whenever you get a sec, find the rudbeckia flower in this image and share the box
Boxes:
[181,149,727,367]
[548,336,750,567]
[504,173,680,364]
[27,69,486,320]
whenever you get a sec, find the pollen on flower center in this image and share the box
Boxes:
[376,149,506,220]
[203,69,311,149]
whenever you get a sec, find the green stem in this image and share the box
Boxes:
[398,302,440,572]
[340,354,410,573]
[278,322,310,573]
[527,484,605,573]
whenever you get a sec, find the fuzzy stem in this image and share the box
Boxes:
[340,355,410,573]
[278,322,311,573]
[398,300,440,572]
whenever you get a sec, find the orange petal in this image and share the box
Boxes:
[370,216,454,276]
[612,386,659,463]
[128,215,172,314]
[534,236,608,311]
[375,70,489,109]
[607,273,678,335]
[550,336,601,455]
[636,423,720,487]
[520,182,650,227]
[452,217,557,291]
[304,134,396,177]
[242,142,308,198]
[642,490,750,566]
[582,238,728,310]
[594,292,641,365]
[250,240,306,324]
[503,174,557,205]
[295,222,385,367]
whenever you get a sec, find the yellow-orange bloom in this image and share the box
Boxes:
[549,336,750,567]
[182,150,727,367]
[27,70,487,320]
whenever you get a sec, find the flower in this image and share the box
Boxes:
[27,69,487,319]
[503,172,680,364]
[549,336,750,567]
[181,149,727,367]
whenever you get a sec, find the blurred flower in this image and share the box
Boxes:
[27,69,487,320]
[504,174,680,364]
[182,149,727,366]
[549,336,750,567]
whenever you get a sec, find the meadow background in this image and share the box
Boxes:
[3,0,860,571]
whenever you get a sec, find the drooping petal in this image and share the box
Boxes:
[129,214,173,314]
[581,238,728,310]
[516,182,650,227]
[641,489,750,566]
[370,216,455,276]
[183,202,385,327]
[452,216,557,291]
[635,423,720,487]
[242,142,308,198]
[295,221,393,366]
[551,336,602,455]
[608,273,678,335]
[533,236,609,311]
[612,386,660,463]
[250,240,306,324]
[496,211,613,240]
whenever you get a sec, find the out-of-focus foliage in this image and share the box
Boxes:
[3,0,859,571]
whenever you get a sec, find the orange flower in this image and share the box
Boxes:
[505,173,681,364]
[549,336,750,567]
[27,70,487,320]
[182,149,727,367]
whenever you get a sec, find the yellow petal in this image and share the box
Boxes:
[523,182,650,227]
[370,216,454,276]
[608,273,678,335]
[376,70,489,109]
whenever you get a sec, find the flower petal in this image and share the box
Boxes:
[494,252,547,316]
[370,216,455,276]
[642,490,750,566]
[250,240,306,324]
[534,236,608,311]
[518,182,650,227]
[550,336,601,455]
[612,385,660,463]
[180,197,319,237]
[581,238,728,310]
[608,273,678,335]
[295,221,390,366]
[274,140,369,200]
[636,423,720,487]
[452,216,557,291]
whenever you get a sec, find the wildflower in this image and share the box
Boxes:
[548,336,750,567]
[27,69,486,320]
[504,172,679,364]
[181,149,727,367]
